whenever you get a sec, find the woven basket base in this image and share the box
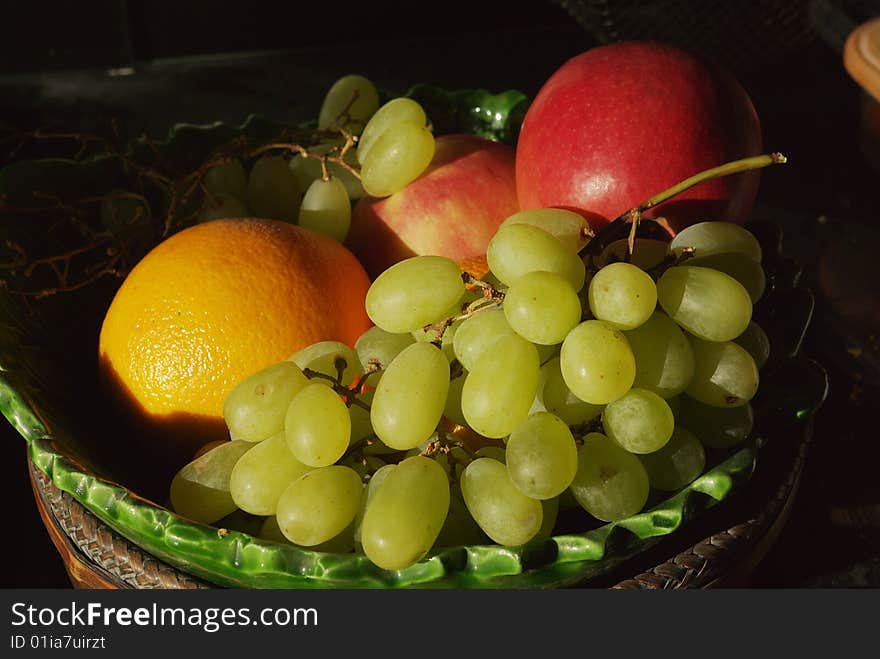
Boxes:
[29,462,209,589]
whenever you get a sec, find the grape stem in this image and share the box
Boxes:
[641,152,786,214]
[0,120,363,299]
[583,152,788,260]
[246,128,362,183]
[420,434,478,463]
[646,245,695,279]
[302,364,372,412]
[425,272,506,346]
[347,361,381,396]
[339,433,379,469]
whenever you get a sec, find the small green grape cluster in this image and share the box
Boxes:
[196,74,435,243]
[168,215,768,573]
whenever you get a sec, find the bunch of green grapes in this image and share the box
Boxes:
[195,74,435,245]
[171,182,768,570]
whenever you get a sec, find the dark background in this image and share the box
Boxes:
[2,0,879,588]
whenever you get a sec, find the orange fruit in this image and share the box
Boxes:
[98,218,372,479]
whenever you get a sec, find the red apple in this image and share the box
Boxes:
[515,41,762,235]
[346,133,519,278]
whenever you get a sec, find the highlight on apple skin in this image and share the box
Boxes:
[515,40,763,236]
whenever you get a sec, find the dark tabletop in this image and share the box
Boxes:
[2,0,879,589]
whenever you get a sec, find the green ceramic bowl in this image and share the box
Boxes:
[0,86,826,588]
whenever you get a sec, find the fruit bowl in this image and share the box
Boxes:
[0,85,826,588]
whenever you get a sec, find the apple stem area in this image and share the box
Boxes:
[585,152,788,260]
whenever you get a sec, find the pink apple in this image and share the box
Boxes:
[346,133,519,278]
[515,41,762,235]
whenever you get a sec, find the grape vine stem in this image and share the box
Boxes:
[583,152,788,260]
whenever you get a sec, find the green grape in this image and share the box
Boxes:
[486,223,586,290]
[588,262,658,331]
[569,432,650,522]
[353,463,396,547]
[460,457,543,546]
[204,158,248,200]
[624,312,695,399]
[560,320,636,405]
[99,192,154,245]
[362,438,402,456]
[229,431,312,515]
[504,270,582,345]
[602,388,674,454]
[360,121,435,198]
[197,192,249,222]
[223,361,309,442]
[349,391,374,443]
[289,340,362,387]
[666,394,681,419]
[480,269,508,293]
[276,465,363,547]
[309,518,357,554]
[247,155,302,223]
[261,515,355,553]
[289,146,364,200]
[216,509,264,537]
[597,238,669,271]
[506,412,578,499]
[371,342,450,450]
[734,320,771,370]
[435,445,471,481]
[657,266,752,342]
[453,307,515,371]
[535,496,560,541]
[354,325,416,376]
[500,208,592,252]
[363,455,387,473]
[475,445,507,462]
[538,357,604,425]
[686,336,759,408]
[527,387,547,416]
[259,515,290,543]
[360,456,451,570]
[285,382,351,467]
[679,396,754,449]
[578,270,593,318]
[430,449,454,478]
[357,97,427,165]
[688,253,766,303]
[365,255,465,334]
[289,151,321,192]
[670,221,762,262]
[367,463,397,488]
[461,333,540,438]
[169,440,252,524]
[537,341,561,365]
[343,455,368,480]
[432,483,491,549]
[298,176,351,242]
[558,487,581,511]
[443,370,469,427]
[638,426,706,491]
[318,74,380,134]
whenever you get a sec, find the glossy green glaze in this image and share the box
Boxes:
[0,86,826,588]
